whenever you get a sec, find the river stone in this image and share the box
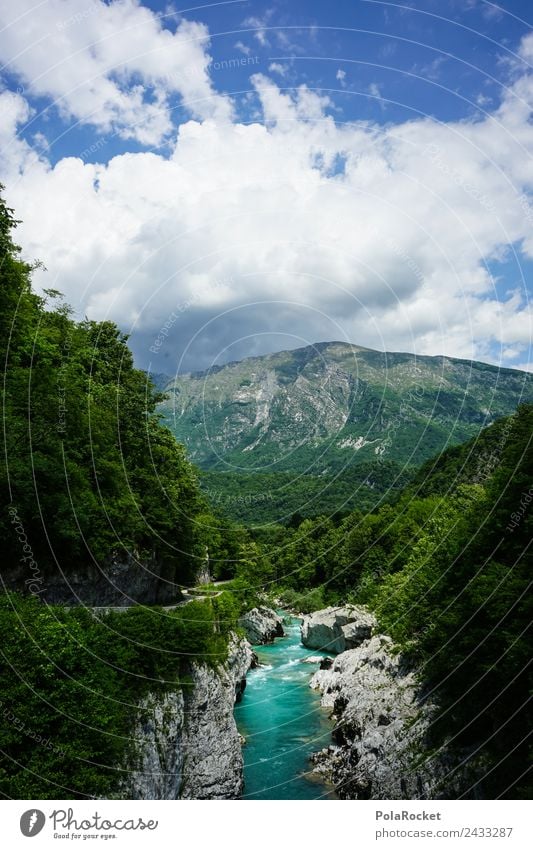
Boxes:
[239,606,284,644]
[300,605,376,653]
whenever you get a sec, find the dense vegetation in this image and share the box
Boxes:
[0,591,240,798]
[201,460,413,524]
[257,405,532,798]
[0,186,260,592]
[0,186,256,799]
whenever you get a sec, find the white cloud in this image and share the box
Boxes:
[0,24,532,371]
[251,74,333,125]
[32,131,50,153]
[235,41,252,57]
[269,62,288,77]
[0,90,41,177]
[518,32,533,61]
[476,93,492,108]
[0,0,232,146]
[336,69,347,90]
[368,82,385,110]
[243,12,274,48]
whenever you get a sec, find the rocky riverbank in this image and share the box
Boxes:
[306,607,462,799]
[121,634,254,799]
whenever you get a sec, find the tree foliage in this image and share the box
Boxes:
[258,405,532,798]
[0,592,238,798]
[0,185,209,584]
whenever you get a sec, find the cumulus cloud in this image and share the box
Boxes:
[0,19,532,373]
[0,0,231,145]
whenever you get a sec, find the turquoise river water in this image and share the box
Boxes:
[234,615,336,800]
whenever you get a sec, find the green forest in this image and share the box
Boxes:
[200,459,413,524]
[0,186,254,797]
[1,185,531,800]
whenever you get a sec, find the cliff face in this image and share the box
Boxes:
[308,619,464,799]
[0,550,185,606]
[121,688,186,800]
[122,635,254,799]
[179,635,254,799]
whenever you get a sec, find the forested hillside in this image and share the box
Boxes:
[0,185,253,798]
[0,187,233,596]
[259,404,532,798]
[0,593,241,798]
[200,460,413,524]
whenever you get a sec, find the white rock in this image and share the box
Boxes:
[239,606,284,645]
[121,634,253,799]
[309,634,462,799]
[301,605,376,653]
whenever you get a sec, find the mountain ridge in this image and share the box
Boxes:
[158,340,529,381]
[157,341,532,522]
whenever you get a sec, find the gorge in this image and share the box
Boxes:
[116,603,448,801]
[235,605,458,801]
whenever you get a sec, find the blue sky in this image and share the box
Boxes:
[9,1,533,162]
[0,0,531,373]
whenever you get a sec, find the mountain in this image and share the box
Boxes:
[158,341,532,522]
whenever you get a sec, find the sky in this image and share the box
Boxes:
[0,0,532,374]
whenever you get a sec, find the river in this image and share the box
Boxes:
[235,614,336,800]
